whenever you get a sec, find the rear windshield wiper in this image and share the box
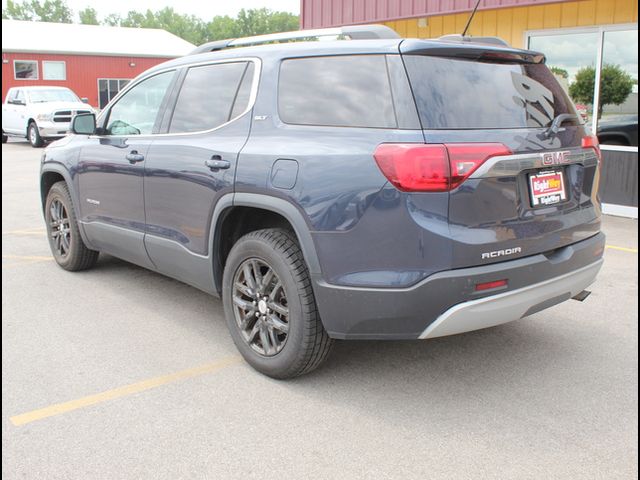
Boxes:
[544,113,581,138]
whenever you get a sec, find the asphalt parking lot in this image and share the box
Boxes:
[2,138,638,479]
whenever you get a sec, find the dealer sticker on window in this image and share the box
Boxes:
[529,170,567,206]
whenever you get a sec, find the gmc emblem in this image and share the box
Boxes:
[541,151,571,166]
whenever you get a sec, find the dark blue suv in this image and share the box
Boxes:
[40,26,605,378]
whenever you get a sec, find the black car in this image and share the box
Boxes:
[597,114,638,146]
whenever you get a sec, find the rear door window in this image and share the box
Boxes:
[403,55,577,129]
[278,55,397,128]
[169,62,251,133]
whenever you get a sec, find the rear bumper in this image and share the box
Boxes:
[313,232,605,339]
[419,259,602,339]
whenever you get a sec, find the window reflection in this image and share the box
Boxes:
[598,30,638,147]
[529,28,638,147]
[529,32,599,123]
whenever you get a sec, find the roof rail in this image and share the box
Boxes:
[438,34,510,47]
[190,24,400,55]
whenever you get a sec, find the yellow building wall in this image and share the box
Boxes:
[384,0,638,48]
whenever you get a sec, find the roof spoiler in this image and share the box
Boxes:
[189,24,400,55]
[401,36,545,64]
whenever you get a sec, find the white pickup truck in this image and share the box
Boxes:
[2,86,95,148]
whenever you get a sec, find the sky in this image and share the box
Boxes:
[529,30,638,86]
[3,0,300,20]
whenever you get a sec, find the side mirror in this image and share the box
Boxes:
[81,97,89,104]
[11,99,25,106]
[72,113,96,135]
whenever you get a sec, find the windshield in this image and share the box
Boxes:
[403,56,578,129]
[28,89,80,103]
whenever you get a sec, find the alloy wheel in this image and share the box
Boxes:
[232,258,290,356]
[49,199,71,257]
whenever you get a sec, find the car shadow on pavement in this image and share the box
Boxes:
[91,253,582,411]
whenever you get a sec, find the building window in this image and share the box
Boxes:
[598,30,638,147]
[14,60,38,80]
[527,25,638,150]
[98,78,131,109]
[42,61,66,80]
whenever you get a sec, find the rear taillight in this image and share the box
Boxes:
[373,143,512,192]
[582,135,602,163]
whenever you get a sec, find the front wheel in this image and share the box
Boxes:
[223,229,333,379]
[28,122,44,148]
[45,181,99,271]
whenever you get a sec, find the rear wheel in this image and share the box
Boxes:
[45,181,99,271]
[223,228,333,379]
[28,122,44,148]
[2,130,7,143]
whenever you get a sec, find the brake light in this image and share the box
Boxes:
[582,135,602,163]
[446,144,513,189]
[373,143,512,192]
[373,144,450,192]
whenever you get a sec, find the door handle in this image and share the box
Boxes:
[126,151,145,163]
[205,157,231,170]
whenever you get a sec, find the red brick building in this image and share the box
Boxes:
[1,20,195,109]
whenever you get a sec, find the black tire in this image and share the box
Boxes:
[28,122,44,148]
[45,181,99,271]
[223,228,333,379]
[2,130,7,143]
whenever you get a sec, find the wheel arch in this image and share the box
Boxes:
[597,133,630,146]
[40,164,95,249]
[211,193,321,295]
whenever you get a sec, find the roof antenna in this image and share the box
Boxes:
[462,0,482,37]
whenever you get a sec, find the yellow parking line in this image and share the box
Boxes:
[2,229,46,236]
[606,245,638,254]
[2,254,54,268]
[10,356,242,426]
[3,254,52,261]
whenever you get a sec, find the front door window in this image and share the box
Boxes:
[104,72,174,136]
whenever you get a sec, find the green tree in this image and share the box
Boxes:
[205,15,239,41]
[569,64,635,118]
[2,2,300,46]
[78,6,98,25]
[234,8,298,37]
[3,0,72,22]
[152,8,207,45]
[550,66,569,79]
[33,0,71,22]
[119,8,206,44]
[120,10,150,28]
[102,13,122,26]
[3,0,33,20]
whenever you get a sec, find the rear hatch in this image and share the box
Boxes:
[399,39,601,268]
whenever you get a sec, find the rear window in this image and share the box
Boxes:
[403,55,576,129]
[278,55,397,128]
